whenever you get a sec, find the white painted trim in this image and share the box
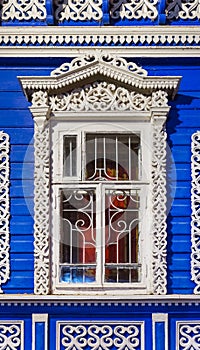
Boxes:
[152,313,168,350]
[0,26,200,57]
[32,314,48,350]
[2,46,200,57]
[0,294,198,304]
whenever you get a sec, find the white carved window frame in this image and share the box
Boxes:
[18,53,181,296]
[51,121,151,294]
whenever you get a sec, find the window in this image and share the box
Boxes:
[52,123,151,293]
[19,53,180,295]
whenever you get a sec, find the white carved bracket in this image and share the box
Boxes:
[18,53,181,295]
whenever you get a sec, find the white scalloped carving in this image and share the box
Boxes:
[1,0,46,21]
[110,0,159,20]
[167,0,200,20]
[152,121,167,294]
[0,28,200,48]
[51,54,147,77]
[33,125,50,295]
[0,131,10,293]
[54,0,103,21]
[191,131,200,294]
[49,82,168,112]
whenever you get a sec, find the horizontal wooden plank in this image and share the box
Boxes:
[10,180,34,197]
[169,238,192,253]
[0,110,33,127]
[169,199,191,216]
[10,145,34,163]
[167,131,194,145]
[10,238,33,253]
[171,147,191,163]
[10,257,34,271]
[3,272,33,289]
[167,255,191,270]
[167,219,191,234]
[0,66,54,91]
[10,216,34,234]
[168,109,200,128]
[171,184,191,198]
[10,163,34,180]
[10,198,34,216]
[0,92,30,109]
[3,128,34,145]
[168,275,193,289]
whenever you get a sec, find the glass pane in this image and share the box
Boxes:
[63,136,77,177]
[85,134,140,181]
[60,188,96,283]
[104,189,140,283]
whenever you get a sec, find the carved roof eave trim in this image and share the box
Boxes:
[18,62,181,100]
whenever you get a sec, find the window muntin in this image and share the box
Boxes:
[59,185,142,285]
[63,135,77,177]
[57,131,146,287]
[85,134,140,181]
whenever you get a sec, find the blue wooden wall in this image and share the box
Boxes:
[0,57,198,295]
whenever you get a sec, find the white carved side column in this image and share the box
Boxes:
[0,131,10,292]
[30,92,51,295]
[191,131,200,294]
[151,108,169,295]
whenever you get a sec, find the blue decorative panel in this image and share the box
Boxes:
[57,321,145,350]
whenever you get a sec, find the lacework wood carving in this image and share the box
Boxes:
[0,131,10,293]
[54,0,103,22]
[110,0,159,20]
[0,0,46,21]
[58,322,144,350]
[167,0,200,20]
[191,131,200,294]
[177,321,200,350]
[0,321,23,350]
[152,120,167,294]
[34,125,50,295]
[49,83,168,112]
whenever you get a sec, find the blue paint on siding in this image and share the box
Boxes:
[155,322,165,350]
[35,323,45,350]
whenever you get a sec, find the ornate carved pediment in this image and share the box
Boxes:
[19,53,181,106]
